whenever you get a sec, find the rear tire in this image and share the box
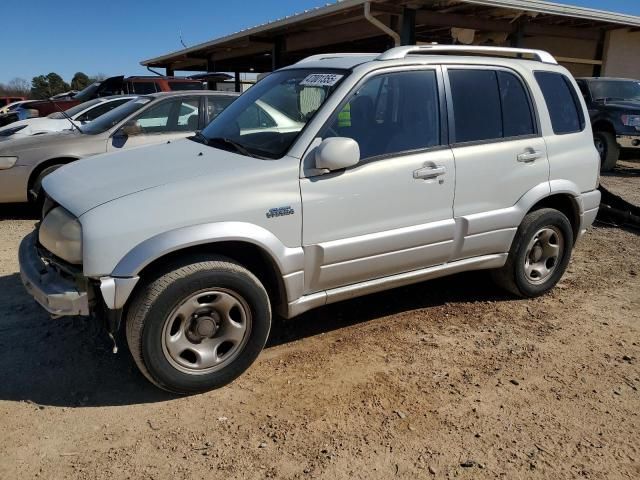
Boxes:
[491,208,573,298]
[594,131,619,172]
[125,255,271,394]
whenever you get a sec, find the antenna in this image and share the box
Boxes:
[48,98,83,134]
[179,31,188,49]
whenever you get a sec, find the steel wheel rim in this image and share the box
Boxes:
[161,288,252,375]
[523,226,564,285]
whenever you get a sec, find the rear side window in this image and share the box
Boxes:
[449,69,536,143]
[449,69,502,143]
[498,71,535,138]
[534,72,585,135]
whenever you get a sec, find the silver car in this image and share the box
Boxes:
[19,46,600,394]
[0,91,238,204]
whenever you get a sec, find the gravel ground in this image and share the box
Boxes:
[0,189,639,479]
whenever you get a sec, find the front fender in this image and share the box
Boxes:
[111,221,305,279]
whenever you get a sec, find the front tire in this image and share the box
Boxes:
[125,255,271,394]
[594,131,619,172]
[30,164,64,208]
[492,208,573,298]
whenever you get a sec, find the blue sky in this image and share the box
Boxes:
[1,0,638,84]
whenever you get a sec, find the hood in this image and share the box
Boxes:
[0,130,86,159]
[43,138,249,217]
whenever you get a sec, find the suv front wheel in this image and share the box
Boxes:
[125,255,271,394]
[492,208,574,298]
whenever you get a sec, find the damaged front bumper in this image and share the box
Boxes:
[19,231,89,317]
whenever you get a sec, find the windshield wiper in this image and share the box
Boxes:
[206,137,258,158]
[189,131,208,145]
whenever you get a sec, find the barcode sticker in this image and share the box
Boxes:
[300,73,344,87]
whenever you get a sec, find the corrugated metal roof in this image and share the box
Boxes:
[141,0,640,66]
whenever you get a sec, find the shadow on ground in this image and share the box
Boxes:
[0,203,38,221]
[0,267,509,408]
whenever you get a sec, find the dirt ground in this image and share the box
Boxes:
[0,167,639,480]
[600,158,640,206]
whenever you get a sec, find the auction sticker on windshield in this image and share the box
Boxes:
[300,74,344,87]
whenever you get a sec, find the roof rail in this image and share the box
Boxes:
[376,45,558,64]
[296,53,375,64]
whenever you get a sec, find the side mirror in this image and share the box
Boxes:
[118,120,142,137]
[315,137,360,172]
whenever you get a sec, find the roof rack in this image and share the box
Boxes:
[296,53,376,64]
[376,45,558,64]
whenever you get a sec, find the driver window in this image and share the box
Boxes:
[322,70,441,160]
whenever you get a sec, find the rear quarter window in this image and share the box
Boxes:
[534,71,585,135]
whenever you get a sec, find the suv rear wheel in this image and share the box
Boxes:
[125,255,271,394]
[492,208,574,298]
[594,131,619,172]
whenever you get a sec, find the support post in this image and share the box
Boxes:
[166,67,175,77]
[510,19,525,48]
[593,30,606,77]
[272,37,285,71]
[234,71,241,92]
[206,58,217,90]
[401,8,416,46]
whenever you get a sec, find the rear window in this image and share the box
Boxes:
[168,81,204,91]
[534,71,585,135]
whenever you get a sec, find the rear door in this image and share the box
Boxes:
[445,66,549,259]
[108,96,202,151]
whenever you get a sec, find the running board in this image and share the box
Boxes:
[285,253,508,318]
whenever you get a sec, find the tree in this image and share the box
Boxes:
[30,72,70,99]
[70,72,90,91]
[0,77,31,98]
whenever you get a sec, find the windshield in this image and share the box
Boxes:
[82,96,150,135]
[47,99,102,119]
[200,69,348,158]
[589,80,640,101]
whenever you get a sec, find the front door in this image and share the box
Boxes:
[108,96,201,151]
[300,68,456,294]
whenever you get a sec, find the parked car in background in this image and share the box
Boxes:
[0,100,40,127]
[18,46,600,394]
[0,96,135,141]
[0,96,26,110]
[576,77,640,171]
[0,91,237,204]
[24,75,205,119]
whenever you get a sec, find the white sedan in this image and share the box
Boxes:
[0,96,135,141]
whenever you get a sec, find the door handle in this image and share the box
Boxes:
[413,165,446,180]
[517,150,542,163]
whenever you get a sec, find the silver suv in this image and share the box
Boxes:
[19,46,601,394]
